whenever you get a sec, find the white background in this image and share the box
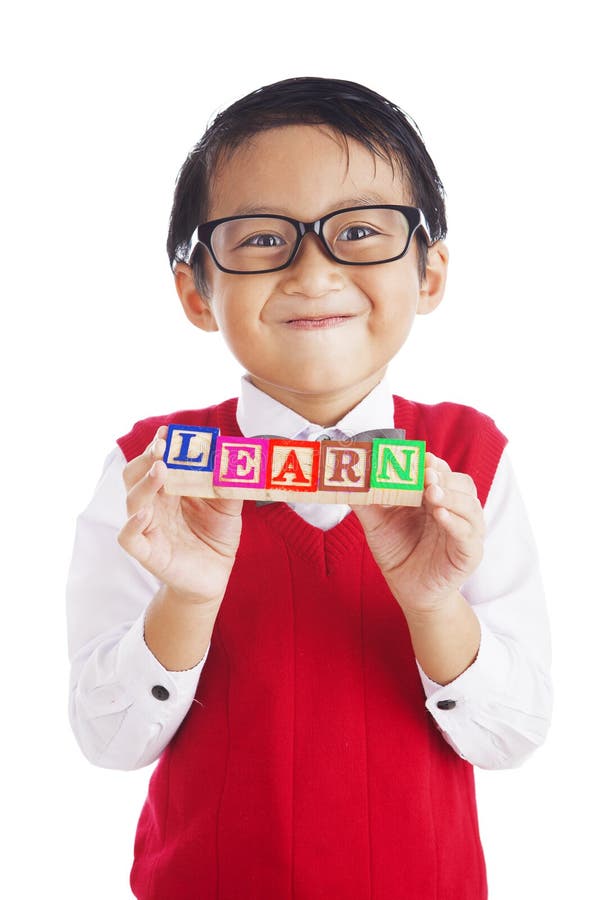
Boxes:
[2,1,597,897]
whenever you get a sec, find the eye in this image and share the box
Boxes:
[337,224,378,241]
[240,233,287,248]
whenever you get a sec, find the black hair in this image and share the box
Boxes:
[167,76,447,291]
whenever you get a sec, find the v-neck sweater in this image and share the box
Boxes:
[118,395,506,900]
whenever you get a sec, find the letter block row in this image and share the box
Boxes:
[163,425,426,506]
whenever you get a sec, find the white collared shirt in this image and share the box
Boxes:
[66,376,552,771]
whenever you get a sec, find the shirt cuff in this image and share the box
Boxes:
[70,612,211,769]
[83,612,211,768]
[116,610,209,709]
[415,617,513,758]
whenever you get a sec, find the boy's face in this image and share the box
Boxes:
[176,124,447,423]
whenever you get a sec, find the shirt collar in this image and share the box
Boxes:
[236,374,395,440]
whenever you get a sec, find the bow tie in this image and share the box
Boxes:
[251,428,406,442]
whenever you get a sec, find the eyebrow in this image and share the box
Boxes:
[230,193,391,217]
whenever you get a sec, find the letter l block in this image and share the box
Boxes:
[163,424,219,471]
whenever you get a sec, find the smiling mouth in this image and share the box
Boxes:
[285,315,353,329]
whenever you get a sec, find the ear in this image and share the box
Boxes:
[173,263,219,332]
[416,241,449,315]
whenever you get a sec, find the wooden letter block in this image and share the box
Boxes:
[164,425,219,471]
[214,437,269,489]
[370,439,425,491]
[318,442,372,493]
[266,439,321,492]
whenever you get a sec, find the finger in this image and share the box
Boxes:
[424,452,476,495]
[350,502,393,532]
[425,466,477,498]
[424,452,452,474]
[125,458,168,517]
[200,496,245,517]
[431,505,484,573]
[117,505,154,565]
[424,483,485,539]
[181,495,244,528]
[123,443,162,494]
[123,427,168,490]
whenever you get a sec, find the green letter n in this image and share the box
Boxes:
[370,440,425,490]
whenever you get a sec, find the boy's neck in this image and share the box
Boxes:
[246,369,388,427]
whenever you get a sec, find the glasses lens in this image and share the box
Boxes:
[323,208,411,263]
[211,218,297,272]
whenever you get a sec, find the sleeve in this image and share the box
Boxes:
[415,449,553,770]
[66,446,209,771]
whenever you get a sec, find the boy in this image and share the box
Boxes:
[67,77,552,899]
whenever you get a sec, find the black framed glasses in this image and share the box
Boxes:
[181,205,432,275]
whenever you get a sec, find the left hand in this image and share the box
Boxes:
[352,452,485,616]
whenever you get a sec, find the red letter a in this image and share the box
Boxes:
[273,449,310,484]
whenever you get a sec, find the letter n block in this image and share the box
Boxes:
[318,442,372,492]
[163,424,219,472]
[370,439,425,491]
[266,439,321,492]
[214,437,269,489]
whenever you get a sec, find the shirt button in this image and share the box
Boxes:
[436,699,456,710]
[151,685,170,701]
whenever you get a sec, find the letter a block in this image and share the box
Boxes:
[266,440,321,492]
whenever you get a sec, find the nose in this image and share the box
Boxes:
[279,233,344,297]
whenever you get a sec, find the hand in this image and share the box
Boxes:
[352,452,484,616]
[118,426,243,606]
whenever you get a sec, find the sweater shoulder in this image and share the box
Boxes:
[393,395,508,507]
[394,395,505,444]
[116,397,239,462]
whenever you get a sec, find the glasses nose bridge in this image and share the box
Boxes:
[298,216,323,236]
[292,216,329,260]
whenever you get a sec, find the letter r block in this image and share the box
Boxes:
[318,442,372,492]
[370,439,426,491]
[163,424,219,472]
[214,437,269,488]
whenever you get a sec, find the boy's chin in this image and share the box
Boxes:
[251,366,386,402]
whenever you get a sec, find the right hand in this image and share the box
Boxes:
[118,426,243,606]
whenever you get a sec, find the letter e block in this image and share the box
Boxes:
[370,439,425,491]
[163,424,219,472]
[266,440,321,492]
[214,437,269,488]
[319,442,372,492]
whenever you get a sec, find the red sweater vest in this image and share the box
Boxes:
[118,395,507,900]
